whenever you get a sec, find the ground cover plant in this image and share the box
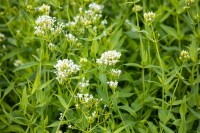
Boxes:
[0,0,200,132]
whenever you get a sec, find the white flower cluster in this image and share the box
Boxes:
[96,50,121,66]
[38,4,50,15]
[132,5,143,12]
[107,81,118,90]
[185,0,194,6]
[48,43,55,51]
[87,111,97,123]
[65,33,78,43]
[179,50,190,61]
[14,59,23,67]
[34,10,64,37]
[80,58,88,65]
[111,69,121,77]
[66,3,106,31]
[34,15,55,36]
[78,78,89,90]
[75,93,100,104]
[144,11,156,24]
[59,113,63,121]
[54,59,80,84]
[0,33,5,42]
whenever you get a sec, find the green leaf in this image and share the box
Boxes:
[158,109,172,123]
[21,86,28,114]
[1,82,14,101]
[13,62,38,72]
[180,96,187,117]
[160,24,178,39]
[1,50,19,61]
[147,121,158,133]
[178,118,186,133]
[47,121,60,127]
[113,124,129,133]
[188,107,200,119]
[55,95,68,108]
[91,40,98,57]
[159,122,174,133]
[39,79,54,90]
[118,92,134,98]
[99,72,107,89]
[3,125,25,132]
[124,63,142,68]
[96,88,109,103]
[118,106,137,118]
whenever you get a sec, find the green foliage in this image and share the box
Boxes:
[0,0,200,132]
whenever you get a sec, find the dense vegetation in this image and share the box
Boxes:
[0,0,200,132]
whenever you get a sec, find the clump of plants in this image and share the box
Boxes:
[0,0,200,133]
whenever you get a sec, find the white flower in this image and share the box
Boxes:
[179,50,190,61]
[68,125,72,128]
[66,21,77,29]
[101,20,107,26]
[97,50,121,66]
[144,11,156,24]
[34,15,56,36]
[78,78,89,89]
[111,69,121,77]
[54,59,80,84]
[48,43,55,50]
[185,0,194,6]
[92,111,96,117]
[14,59,23,67]
[38,4,50,15]
[65,33,78,43]
[0,33,5,42]
[107,81,118,89]
[89,3,104,13]
[132,5,143,12]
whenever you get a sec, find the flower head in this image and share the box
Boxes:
[38,4,50,15]
[34,15,56,36]
[132,5,143,12]
[54,59,80,84]
[179,50,190,62]
[185,0,194,6]
[144,11,156,24]
[14,59,23,67]
[0,33,5,42]
[96,50,121,66]
[107,81,118,90]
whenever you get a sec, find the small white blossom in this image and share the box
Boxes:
[54,59,80,84]
[97,50,121,66]
[107,81,118,90]
[92,111,96,117]
[88,3,104,13]
[101,20,107,26]
[0,33,5,42]
[80,58,88,65]
[65,33,78,43]
[179,50,190,61]
[59,113,63,121]
[185,0,194,6]
[78,78,89,89]
[111,69,121,77]
[48,43,55,50]
[38,4,50,15]
[68,125,72,128]
[132,5,143,12]
[66,21,77,29]
[34,15,56,36]
[14,59,23,67]
[144,11,156,24]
